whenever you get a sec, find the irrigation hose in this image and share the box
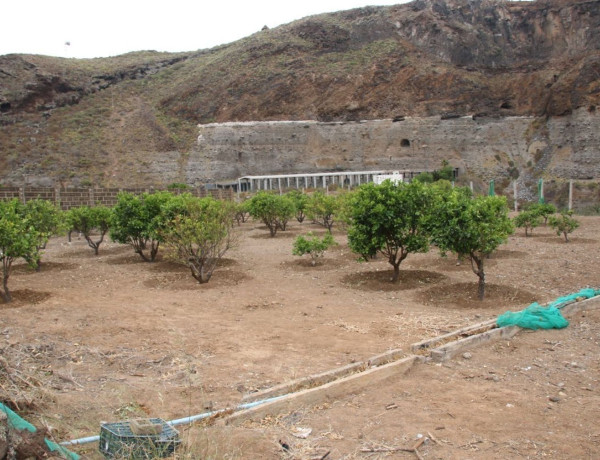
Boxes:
[61,394,286,446]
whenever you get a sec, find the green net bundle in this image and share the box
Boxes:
[0,402,80,459]
[497,288,600,330]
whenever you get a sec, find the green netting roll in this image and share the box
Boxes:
[497,288,600,330]
[548,288,600,309]
[0,402,80,460]
[497,303,569,330]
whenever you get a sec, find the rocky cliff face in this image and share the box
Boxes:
[192,109,600,185]
[0,0,598,188]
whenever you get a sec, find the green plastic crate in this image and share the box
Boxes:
[99,418,180,458]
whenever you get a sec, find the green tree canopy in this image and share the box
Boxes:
[306,191,339,232]
[548,210,579,242]
[513,210,542,237]
[22,199,63,269]
[110,191,178,261]
[67,205,112,255]
[286,189,309,223]
[348,180,433,282]
[428,190,514,299]
[292,231,336,266]
[161,197,236,283]
[247,191,296,237]
[526,202,557,224]
[0,199,41,302]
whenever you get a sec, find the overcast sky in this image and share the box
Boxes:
[2,0,409,59]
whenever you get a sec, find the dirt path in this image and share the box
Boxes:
[1,216,599,458]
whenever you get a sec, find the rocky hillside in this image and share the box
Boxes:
[0,0,598,187]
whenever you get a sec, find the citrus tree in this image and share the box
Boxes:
[234,200,250,225]
[306,191,339,232]
[0,199,41,302]
[247,191,296,237]
[548,210,579,242]
[347,180,433,282]
[292,232,336,266]
[428,190,514,300]
[22,199,64,270]
[513,210,542,237]
[67,205,112,255]
[527,202,556,224]
[110,191,177,261]
[161,197,236,283]
[286,189,309,223]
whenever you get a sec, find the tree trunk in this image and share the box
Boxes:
[391,263,400,282]
[190,264,212,283]
[470,254,486,300]
[1,266,11,303]
[477,271,485,300]
[563,231,569,243]
[85,236,100,255]
[388,249,407,283]
[150,241,159,261]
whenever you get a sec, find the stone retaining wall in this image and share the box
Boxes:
[0,187,233,209]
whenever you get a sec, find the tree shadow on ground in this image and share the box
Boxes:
[0,290,51,308]
[342,269,447,291]
[11,262,79,275]
[417,282,537,310]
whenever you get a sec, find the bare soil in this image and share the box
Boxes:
[1,217,600,459]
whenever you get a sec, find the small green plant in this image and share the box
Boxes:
[247,191,296,237]
[0,199,40,302]
[67,205,112,255]
[548,211,579,242]
[23,199,64,270]
[286,189,309,223]
[234,200,250,225]
[293,232,336,266]
[167,182,191,190]
[513,210,542,237]
[527,202,557,224]
[305,191,339,232]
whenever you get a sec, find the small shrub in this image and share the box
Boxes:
[293,232,336,266]
[247,192,296,237]
[286,189,309,223]
[66,205,112,255]
[513,210,542,237]
[305,191,339,232]
[548,211,579,242]
[528,202,557,224]
[167,182,191,190]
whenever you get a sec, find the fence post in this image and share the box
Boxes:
[89,188,95,206]
[568,180,573,211]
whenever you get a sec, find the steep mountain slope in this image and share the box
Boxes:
[0,0,598,187]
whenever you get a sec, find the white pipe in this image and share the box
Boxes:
[61,394,286,446]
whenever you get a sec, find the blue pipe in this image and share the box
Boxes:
[61,394,287,446]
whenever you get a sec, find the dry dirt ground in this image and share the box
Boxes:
[1,216,600,459]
